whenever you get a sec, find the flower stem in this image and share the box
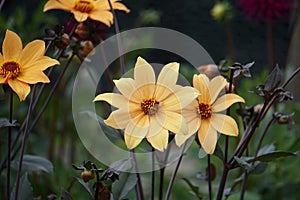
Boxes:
[151,147,155,200]
[107,0,125,75]
[207,155,212,200]
[165,143,186,200]
[159,167,165,200]
[130,150,144,200]
[6,89,13,200]
[225,22,235,64]
[240,172,249,200]
[14,86,36,200]
[254,118,275,157]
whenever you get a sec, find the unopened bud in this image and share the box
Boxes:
[253,104,264,113]
[79,41,95,58]
[198,64,219,78]
[211,2,233,22]
[75,23,90,39]
[55,33,70,49]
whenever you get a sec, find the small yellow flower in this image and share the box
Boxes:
[43,0,130,26]
[177,74,245,154]
[94,57,198,151]
[0,30,59,101]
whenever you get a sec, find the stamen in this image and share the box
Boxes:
[198,102,212,119]
[0,61,21,79]
[74,0,94,13]
[141,97,159,116]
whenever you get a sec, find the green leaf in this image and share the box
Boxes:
[10,173,33,200]
[248,151,300,163]
[61,188,73,200]
[234,156,254,171]
[257,144,275,156]
[0,118,18,129]
[182,178,203,200]
[11,154,53,174]
[251,162,268,174]
[75,177,93,198]
[112,172,137,200]
[264,65,282,92]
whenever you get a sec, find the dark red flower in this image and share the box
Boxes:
[238,0,294,22]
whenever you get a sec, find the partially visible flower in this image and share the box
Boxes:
[197,64,219,78]
[94,57,198,151]
[79,40,95,57]
[211,1,234,22]
[177,74,245,154]
[43,0,130,26]
[75,22,90,39]
[238,0,293,22]
[0,30,59,101]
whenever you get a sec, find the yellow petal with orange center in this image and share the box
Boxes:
[210,113,238,136]
[17,71,50,84]
[208,75,227,104]
[158,111,188,135]
[198,120,217,154]
[0,52,4,62]
[212,94,245,112]
[19,40,45,66]
[8,79,30,101]
[3,30,22,60]
[147,129,168,151]
[193,74,210,103]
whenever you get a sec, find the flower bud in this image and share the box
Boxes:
[211,2,233,22]
[75,23,90,39]
[79,40,95,58]
[253,104,264,113]
[81,170,95,182]
[197,64,219,78]
[55,33,70,50]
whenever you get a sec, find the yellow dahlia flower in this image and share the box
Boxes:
[43,0,130,26]
[94,57,199,151]
[178,74,245,154]
[0,30,59,101]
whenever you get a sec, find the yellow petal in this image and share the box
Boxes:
[43,0,72,12]
[155,62,179,101]
[159,111,188,135]
[193,74,210,103]
[208,75,227,104]
[210,113,239,136]
[164,86,199,111]
[197,120,217,154]
[19,40,45,67]
[212,94,245,112]
[8,79,30,101]
[147,129,168,151]
[134,57,156,88]
[93,93,128,108]
[3,30,22,60]
[111,1,130,13]
[113,78,142,103]
[175,132,194,147]
[0,52,4,62]
[89,10,113,26]
[73,11,89,22]
[17,71,50,84]
[22,56,59,71]
[104,109,132,129]
[0,75,6,83]
[124,133,144,150]
[147,115,165,138]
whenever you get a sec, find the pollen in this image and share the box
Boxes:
[0,61,21,79]
[141,97,159,116]
[198,102,212,119]
[74,0,94,13]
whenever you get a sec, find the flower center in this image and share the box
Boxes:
[0,61,21,79]
[198,102,212,119]
[74,0,94,13]
[141,97,159,116]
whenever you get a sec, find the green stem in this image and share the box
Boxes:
[151,147,155,200]
[6,89,13,200]
[14,86,36,200]
[159,167,165,200]
[107,0,125,74]
[130,150,144,200]
[225,22,235,64]
[207,155,212,200]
